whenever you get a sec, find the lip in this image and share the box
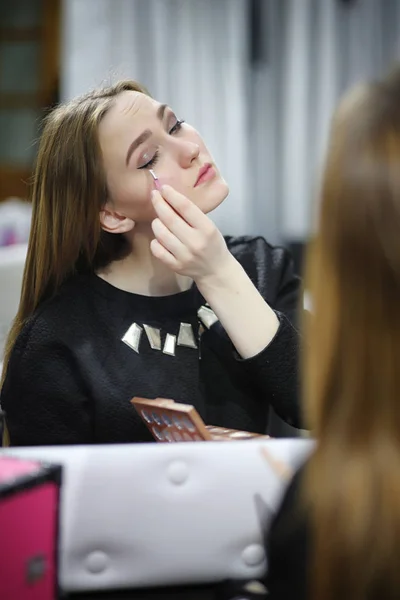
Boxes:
[194,163,215,187]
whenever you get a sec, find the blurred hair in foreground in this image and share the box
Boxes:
[304,65,400,600]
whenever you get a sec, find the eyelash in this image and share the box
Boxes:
[139,120,185,170]
[170,119,185,135]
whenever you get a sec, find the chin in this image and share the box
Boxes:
[196,178,229,214]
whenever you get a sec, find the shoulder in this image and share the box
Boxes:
[224,236,298,302]
[276,464,305,517]
[225,234,273,253]
[1,278,92,410]
[7,309,68,380]
[8,273,95,366]
[265,462,309,596]
[225,235,293,270]
[267,462,308,550]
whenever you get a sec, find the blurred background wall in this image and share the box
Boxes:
[3,0,400,270]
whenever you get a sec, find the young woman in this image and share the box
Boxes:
[266,68,400,599]
[0,81,301,446]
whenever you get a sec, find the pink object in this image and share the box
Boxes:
[0,457,39,483]
[149,169,162,190]
[0,456,62,600]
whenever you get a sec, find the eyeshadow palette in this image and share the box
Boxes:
[131,397,270,442]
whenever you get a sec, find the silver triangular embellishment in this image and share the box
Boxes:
[177,322,197,349]
[163,333,176,356]
[121,323,142,353]
[197,305,218,329]
[143,325,162,350]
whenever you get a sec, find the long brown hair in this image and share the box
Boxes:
[304,68,400,599]
[0,80,149,388]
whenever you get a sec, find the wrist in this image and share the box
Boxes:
[195,254,242,294]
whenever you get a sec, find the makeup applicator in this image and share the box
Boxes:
[149,169,161,190]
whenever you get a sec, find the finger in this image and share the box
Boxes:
[151,190,194,245]
[150,238,179,270]
[151,218,188,259]
[160,185,210,230]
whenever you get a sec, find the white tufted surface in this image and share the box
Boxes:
[3,438,314,593]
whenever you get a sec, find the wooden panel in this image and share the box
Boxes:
[0,40,41,93]
[0,0,60,201]
[0,0,42,28]
[0,27,42,42]
[0,92,46,109]
[0,109,40,164]
[40,0,60,106]
[0,166,32,202]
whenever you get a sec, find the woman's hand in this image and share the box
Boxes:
[150,184,279,359]
[150,185,234,283]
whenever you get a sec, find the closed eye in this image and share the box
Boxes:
[138,120,185,169]
[138,151,159,170]
[169,119,185,135]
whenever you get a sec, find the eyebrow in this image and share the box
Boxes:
[125,103,168,166]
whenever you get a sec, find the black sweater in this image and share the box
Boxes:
[1,237,301,446]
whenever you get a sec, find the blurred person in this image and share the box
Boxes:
[265,67,400,599]
[0,81,301,446]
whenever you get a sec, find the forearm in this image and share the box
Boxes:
[196,254,279,359]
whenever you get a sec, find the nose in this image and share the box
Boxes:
[177,140,200,168]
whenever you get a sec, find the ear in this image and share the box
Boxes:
[99,206,135,234]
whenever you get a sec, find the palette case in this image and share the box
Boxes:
[0,455,62,600]
[131,397,270,442]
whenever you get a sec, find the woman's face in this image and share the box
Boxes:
[98,91,229,226]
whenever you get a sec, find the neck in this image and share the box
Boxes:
[97,225,193,296]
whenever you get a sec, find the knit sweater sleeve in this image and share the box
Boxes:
[1,316,93,446]
[225,237,303,428]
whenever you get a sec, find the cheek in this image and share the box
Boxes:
[153,172,192,201]
[151,172,174,189]
[109,174,155,219]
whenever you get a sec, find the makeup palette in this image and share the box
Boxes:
[131,397,270,442]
